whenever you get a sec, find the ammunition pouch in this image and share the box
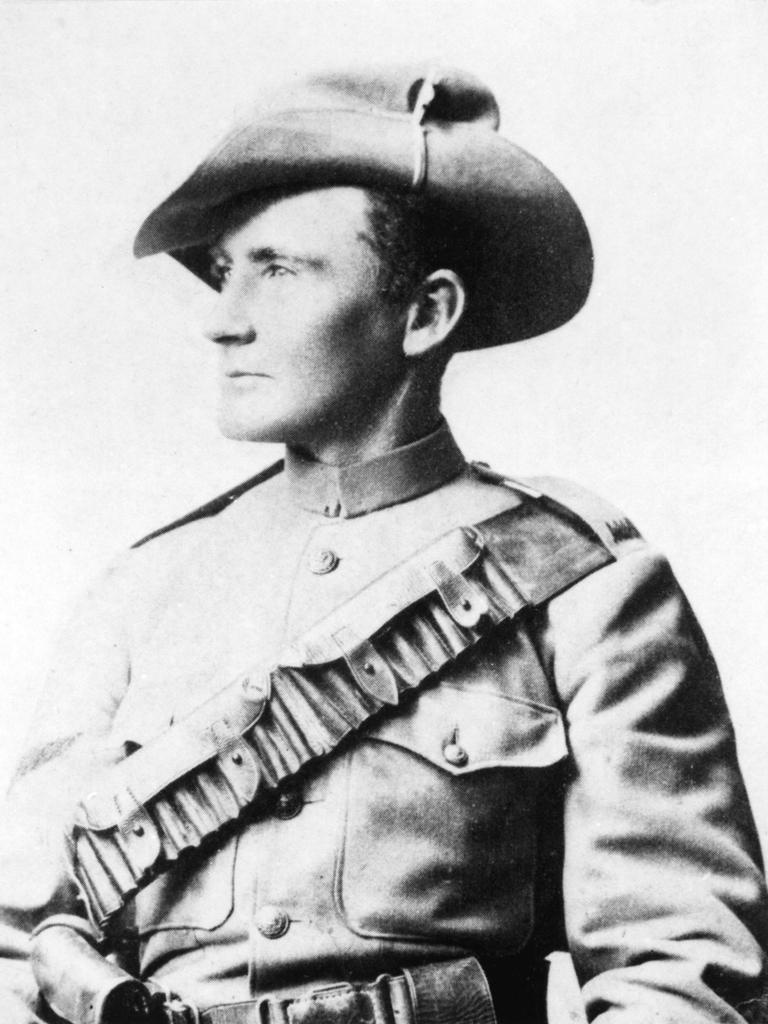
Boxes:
[64,501,611,933]
[31,922,152,1024]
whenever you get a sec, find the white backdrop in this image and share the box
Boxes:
[1,0,768,857]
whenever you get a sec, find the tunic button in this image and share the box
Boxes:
[443,742,469,767]
[307,548,339,575]
[274,785,303,820]
[255,905,290,939]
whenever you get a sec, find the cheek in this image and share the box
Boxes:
[282,303,376,382]
[258,280,404,409]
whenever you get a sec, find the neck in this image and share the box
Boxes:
[283,420,466,519]
[294,377,443,466]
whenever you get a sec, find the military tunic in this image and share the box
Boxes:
[0,423,766,1024]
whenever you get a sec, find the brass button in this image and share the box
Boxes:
[307,548,339,575]
[443,742,468,767]
[274,785,303,820]
[255,905,290,939]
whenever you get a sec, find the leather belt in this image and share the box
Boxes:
[198,958,497,1024]
[200,977,411,1024]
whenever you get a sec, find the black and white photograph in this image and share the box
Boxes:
[1,3,768,1022]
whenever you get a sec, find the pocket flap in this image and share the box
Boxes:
[362,683,567,774]
[135,836,237,935]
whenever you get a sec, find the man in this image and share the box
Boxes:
[0,64,765,1024]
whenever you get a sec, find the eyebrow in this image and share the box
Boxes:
[210,245,327,271]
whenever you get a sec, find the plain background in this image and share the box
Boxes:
[1,0,767,874]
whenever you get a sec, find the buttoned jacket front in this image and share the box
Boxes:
[0,425,766,1024]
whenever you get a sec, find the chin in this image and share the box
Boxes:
[217,395,332,448]
[217,406,291,444]
[219,419,275,443]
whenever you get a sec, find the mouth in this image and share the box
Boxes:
[225,371,270,379]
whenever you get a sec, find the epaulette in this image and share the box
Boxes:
[470,462,643,558]
[132,459,284,549]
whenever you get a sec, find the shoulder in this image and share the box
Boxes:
[526,474,645,557]
[131,458,284,549]
[469,469,704,703]
[71,460,286,630]
[470,463,646,560]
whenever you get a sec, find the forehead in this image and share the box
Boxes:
[215,186,373,257]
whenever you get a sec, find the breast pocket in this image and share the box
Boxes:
[335,681,567,955]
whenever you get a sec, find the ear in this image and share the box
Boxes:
[402,270,466,358]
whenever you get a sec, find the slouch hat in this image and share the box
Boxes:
[134,64,593,349]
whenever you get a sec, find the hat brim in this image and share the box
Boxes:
[134,109,593,349]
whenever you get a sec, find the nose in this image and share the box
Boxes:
[203,285,256,346]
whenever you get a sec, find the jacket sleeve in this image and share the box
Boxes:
[543,540,768,1023]
[0,562,133,1023]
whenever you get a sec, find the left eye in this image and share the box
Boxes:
[264,265,291,278]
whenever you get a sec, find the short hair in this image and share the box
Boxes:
[362,188,476,307]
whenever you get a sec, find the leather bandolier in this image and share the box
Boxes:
[32,484,615,1024]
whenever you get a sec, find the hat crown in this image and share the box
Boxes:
[259,65,500,131]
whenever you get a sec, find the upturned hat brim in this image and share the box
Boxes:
[134,69,593,349]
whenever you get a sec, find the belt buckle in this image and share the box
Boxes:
[152,990,201,1024]
[285,981,371,1024]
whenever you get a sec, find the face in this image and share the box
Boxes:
[205,187,410,452]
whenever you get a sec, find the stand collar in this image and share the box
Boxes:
[284,422,465,518]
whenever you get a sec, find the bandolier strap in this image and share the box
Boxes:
[66,495,613,931]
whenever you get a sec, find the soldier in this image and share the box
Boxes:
[0,65,766,1024]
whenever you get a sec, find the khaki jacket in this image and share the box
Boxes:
[0,426,765,1023]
